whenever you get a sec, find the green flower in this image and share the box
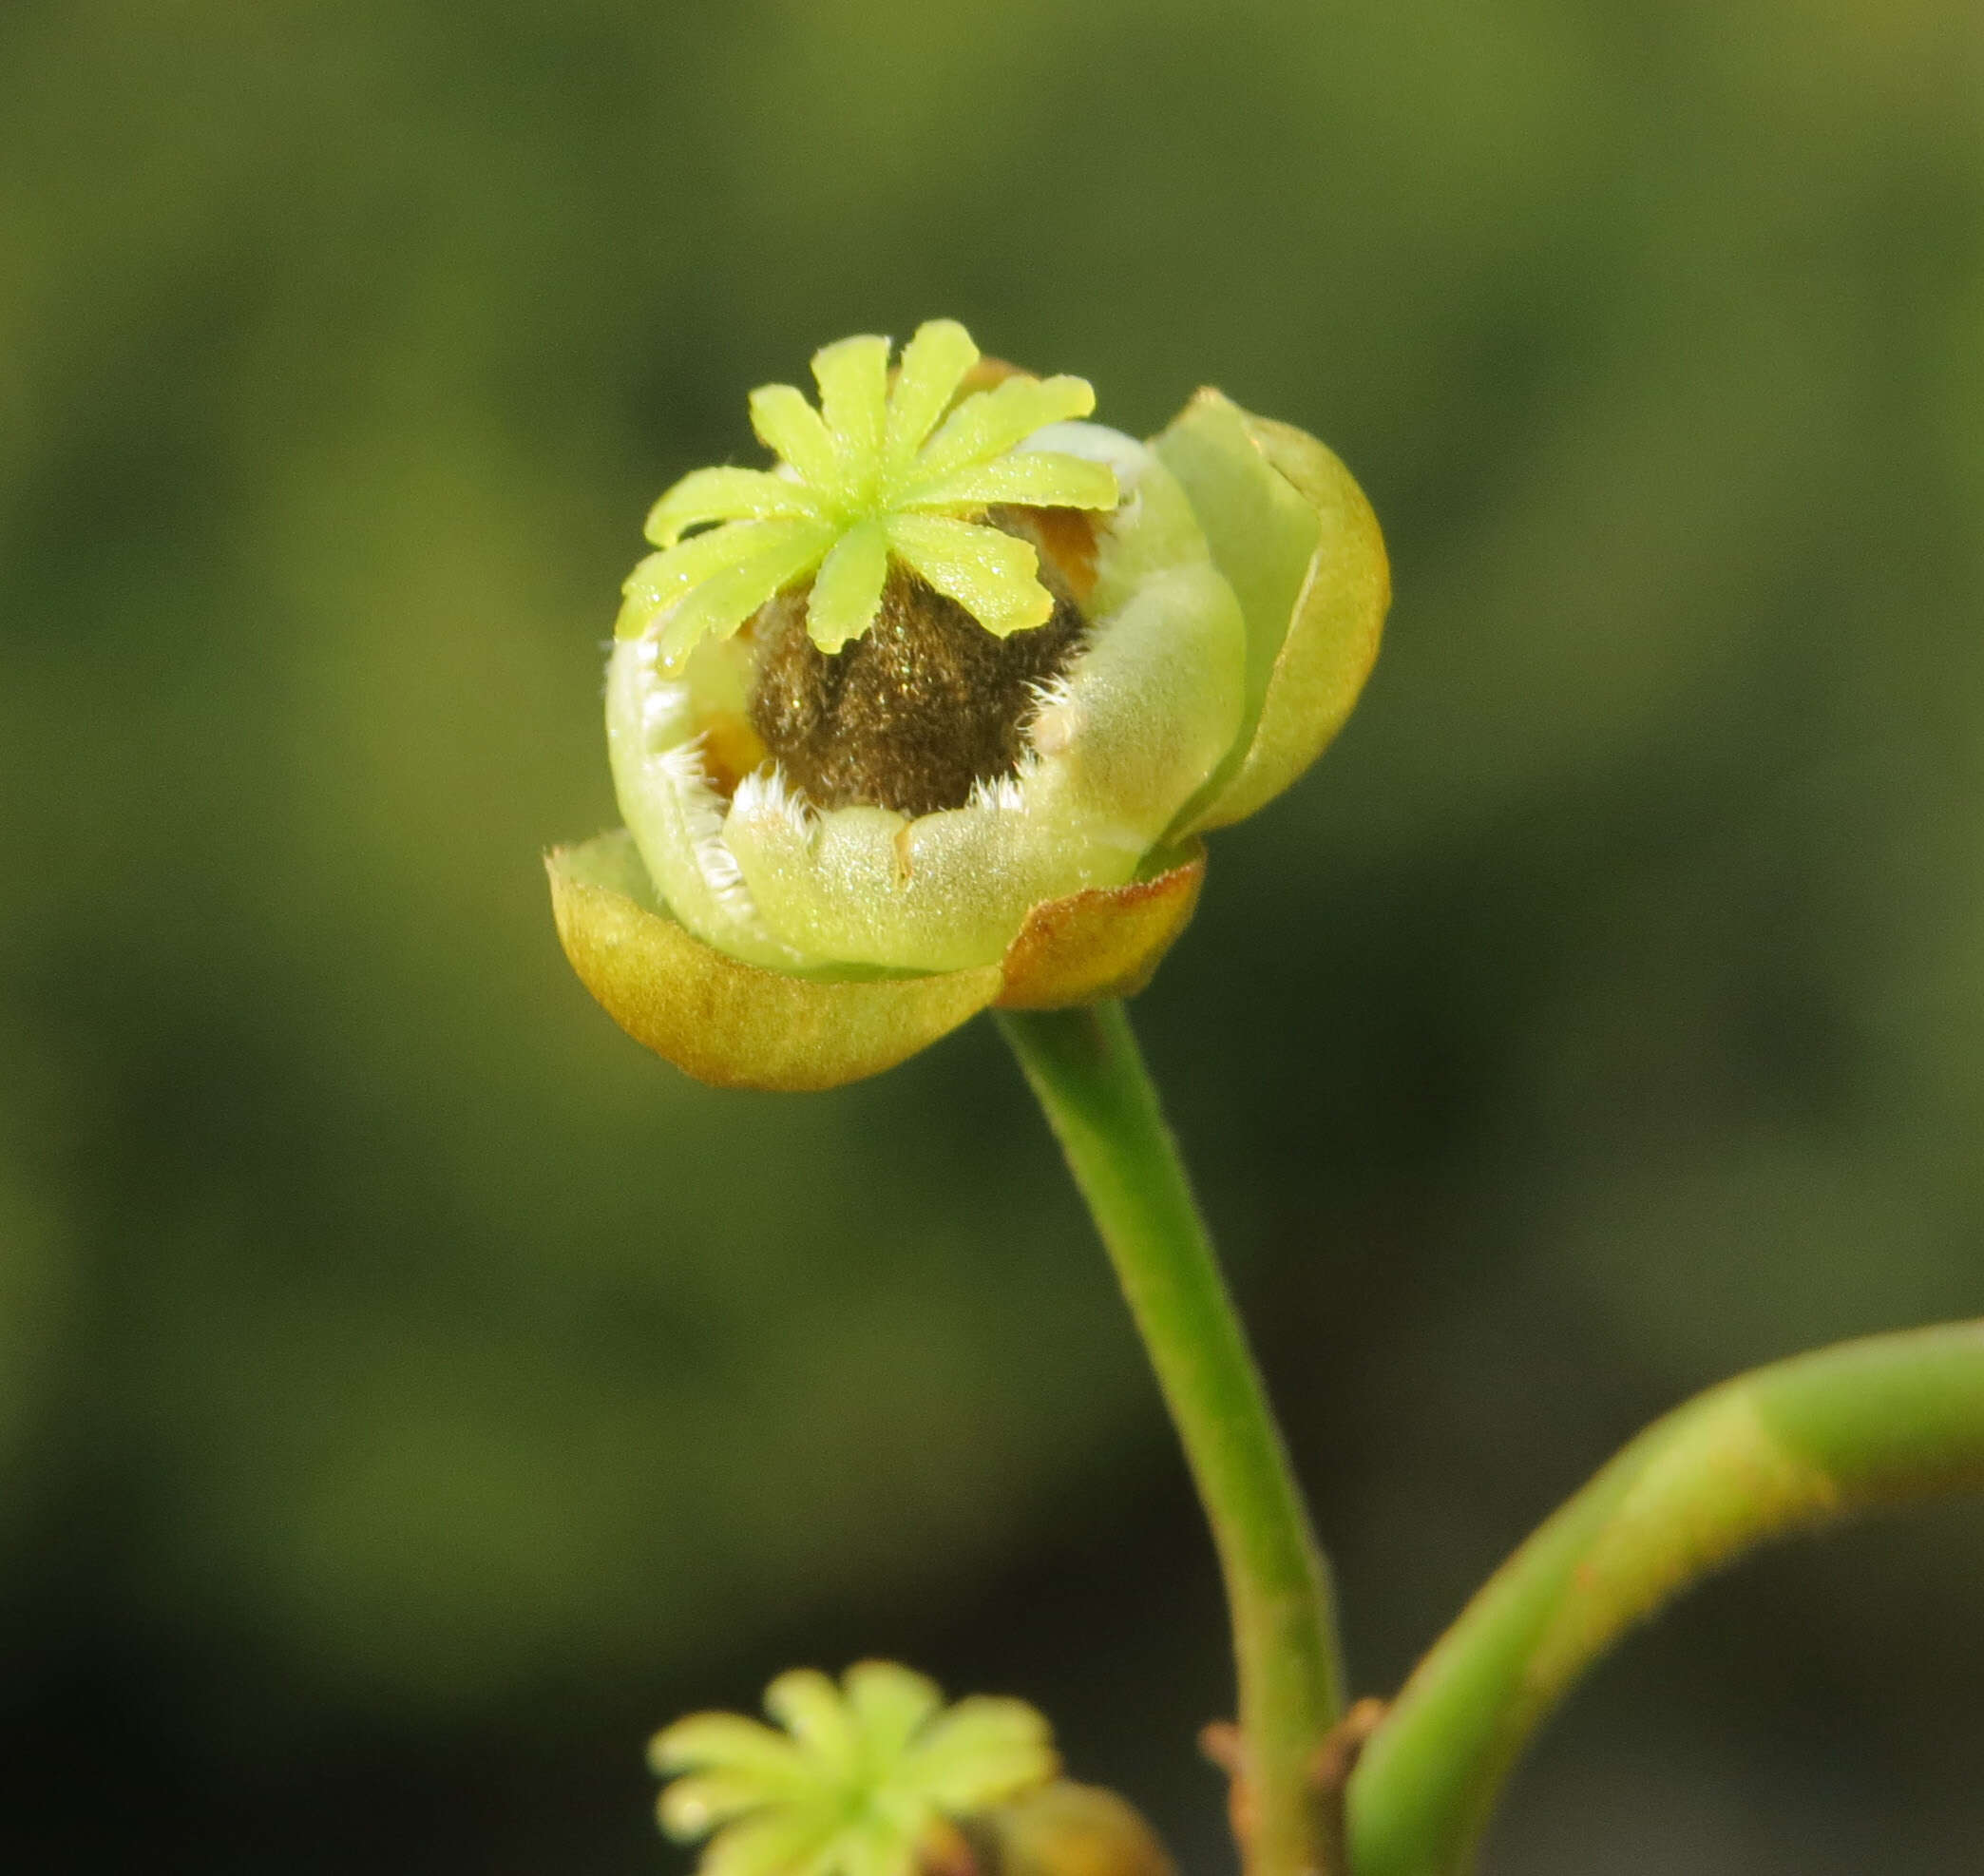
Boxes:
[549,321,1389,1089]
[651,1662,1059,1876]
[620,320,1118,669]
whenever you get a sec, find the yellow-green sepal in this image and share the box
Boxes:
[1154,389,1388,836]
[548,832,1003,1091]
[993,845,1204,1010]
[547,833,1206,1091]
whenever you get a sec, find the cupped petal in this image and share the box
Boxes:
[720,789,1121,975]
[548,833,1003,1092]
[1154,389,1388,836]
[1151,390,1317,789]
[605,637,802,970]
[1017,436,1248,839]
[1027,557,1244,838]
[1040,424,1221,605]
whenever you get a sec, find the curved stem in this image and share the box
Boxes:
[999,1004,1345,1876]
[1346,1319,1984,1876]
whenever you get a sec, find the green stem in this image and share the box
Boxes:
[1346,1319,1984,1876]
[999,1003,1345,1876]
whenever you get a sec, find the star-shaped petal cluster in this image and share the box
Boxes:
[618,320,1120,671]
[650,1662,1059,1876]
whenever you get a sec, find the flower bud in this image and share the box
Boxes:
[961,1781,1178,1876]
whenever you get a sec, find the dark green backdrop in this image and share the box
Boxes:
[4,2,1983,1870]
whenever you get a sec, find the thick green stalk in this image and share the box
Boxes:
[1346,1320,1984,1876]
[999,1004,1345,1876]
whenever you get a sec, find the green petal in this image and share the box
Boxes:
[1151,389,1318,824]
[1030,560,1245,839]
[604,641,805,971]
[1049,429,1207,609]
[766,1669,860,1771]
[811,335,891,493]
[905,1697,1058,1810]
[722,794,1129,975]
[883,513,1053,638]
[912,374,1097,484]
[645,467,824,547]
[1017,450,1247,841]
[750,381,843,494]
[655,521,835,668]
[884,319,980,470]
[1154,390,1387,835]
[903,451,1117,514]
[805,519,891,653]
[844,1661,944,1760]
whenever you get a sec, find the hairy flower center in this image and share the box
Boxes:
[746,510,1090,817]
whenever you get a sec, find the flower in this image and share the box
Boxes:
[549,322,1388,1090]
[650,1661,1058,1876]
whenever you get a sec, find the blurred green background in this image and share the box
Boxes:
[5,0,1984,1869]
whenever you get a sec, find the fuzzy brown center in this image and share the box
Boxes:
[745,517,1089,818]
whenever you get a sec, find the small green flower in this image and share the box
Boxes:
[620,320,1119,670]
[548,321,1389,1089]
[651,1662,1059,1876]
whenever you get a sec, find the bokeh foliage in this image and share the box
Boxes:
[3,1,1983,1870]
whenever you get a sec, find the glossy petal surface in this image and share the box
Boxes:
[1155,389,1388,835]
